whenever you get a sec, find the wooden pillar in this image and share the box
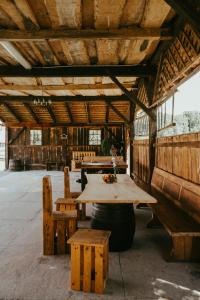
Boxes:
[5,126,9,169]
[129,103,136,176]
[148,111,157,191]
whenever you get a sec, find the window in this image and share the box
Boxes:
[134,111,149,138]
[30,130,42,145]
[157,71,200,137]
[89,130,101,145]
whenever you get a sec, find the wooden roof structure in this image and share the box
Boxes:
[0,0,199,127]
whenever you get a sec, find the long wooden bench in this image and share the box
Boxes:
[149,167,200,261]
[71,151,96,171]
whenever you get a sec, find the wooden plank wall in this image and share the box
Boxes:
[132,132,200,186]
[8,126,123,168]
[132,139,149,184]
[156,133,200,184]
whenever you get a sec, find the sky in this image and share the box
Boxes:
[174,71,200,114]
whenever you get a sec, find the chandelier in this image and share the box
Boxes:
[33,83,52,106]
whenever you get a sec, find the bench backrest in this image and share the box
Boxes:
[83,155,123,162]
[72,151,96,160]
[151,167,200,224]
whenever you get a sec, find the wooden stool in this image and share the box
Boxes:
[67,229,111,294]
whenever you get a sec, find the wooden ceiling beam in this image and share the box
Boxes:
[46,106,57,123]
[23,103,40,124]
[164,0,200,36]
[6,122,124,128]
[0,95,129,102]
[0,65,156,77]
[106,101,130,124]
[0,28,173,41]
[109,76,156,120]
[106,105,109,123]
[3,103,22,122]
[0,83,137,91]
[85,102,91,124]
[65,103,73,123]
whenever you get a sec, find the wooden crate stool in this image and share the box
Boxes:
[43,175,77,255]
[67,229,111,294]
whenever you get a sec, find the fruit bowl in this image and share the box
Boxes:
[102,174,116,183]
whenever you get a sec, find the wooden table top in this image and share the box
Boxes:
[77,174,157,204]
[81,161,128,169]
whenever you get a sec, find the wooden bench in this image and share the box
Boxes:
[46,161,64,171]
[67,229,111,294]
[71,151,96,171]
[149,167,200,261]
[43,175,77,255]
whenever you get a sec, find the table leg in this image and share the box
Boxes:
[81,168,87,220]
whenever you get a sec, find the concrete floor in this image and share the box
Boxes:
[0,170,199,300]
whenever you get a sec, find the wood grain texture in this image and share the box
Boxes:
[77,174,157,204]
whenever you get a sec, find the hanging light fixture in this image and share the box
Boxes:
[33,82,52,106]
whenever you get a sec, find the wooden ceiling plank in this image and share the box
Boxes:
[106,101,130,124]
[109,75,156,120]
[0,28,173,41]
[0,65,155,77]
[164,0,200,36]
[3,103,21,122]
[0,95,129,102]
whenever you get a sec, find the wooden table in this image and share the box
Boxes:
[80,161,128,191]
[77,174,157,251]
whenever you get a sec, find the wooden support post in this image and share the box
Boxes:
[148,110,157,191]
[5,126,9,169]
[43,176,54,255]
[64,166,71,198]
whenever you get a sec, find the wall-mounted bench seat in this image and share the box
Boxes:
[149,167,200,261]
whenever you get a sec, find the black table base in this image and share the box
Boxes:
[91,203,135,252]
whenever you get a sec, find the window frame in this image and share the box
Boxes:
[30,129,42,146]
[88,129,101,146]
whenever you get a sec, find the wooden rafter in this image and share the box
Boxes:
[0,83,137,91]
[8,127,26,145]
[0,65,156,77]
[0,28,173,41]
[106,101,130,124]
[3,103,21,122]
[109,76,156,120]
[0,95,129,103]
[85,102,91,124]
[164,0,200,36]
[23,103,40,124]
[6,122,124,128]
[46,106,56,123]
[106,105,109,123]
[65,103,73,123]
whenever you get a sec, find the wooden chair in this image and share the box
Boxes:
[43,175,77,255]
[55,167,81,219]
